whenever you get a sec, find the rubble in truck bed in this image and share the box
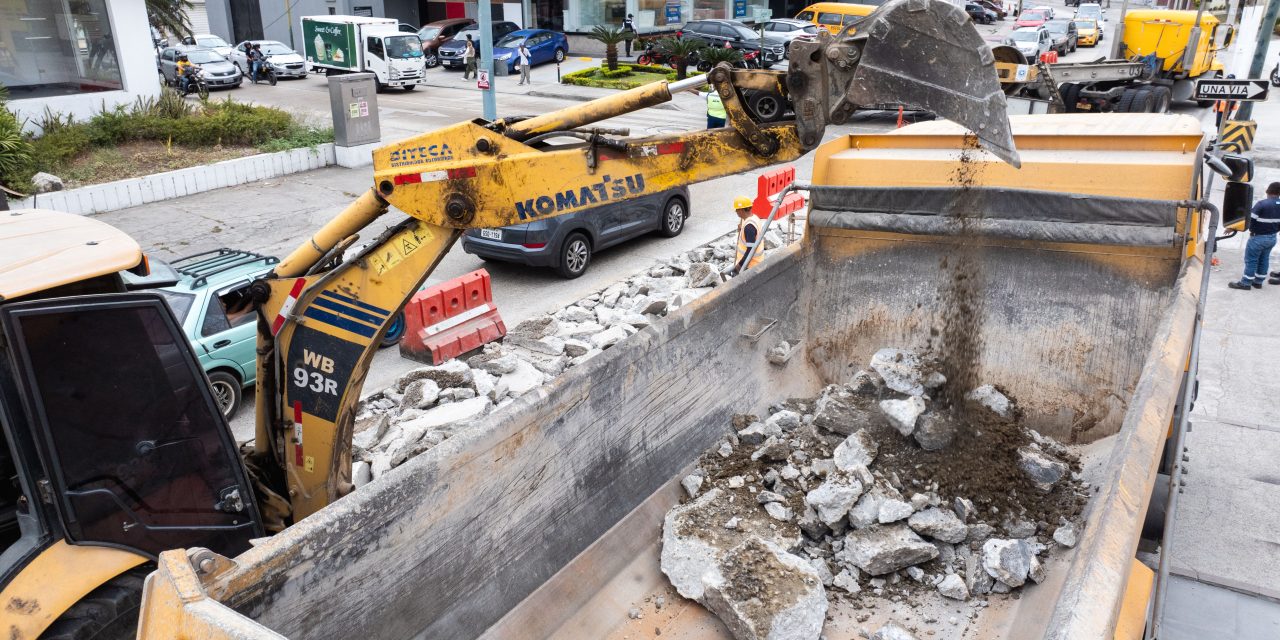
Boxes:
[660,348,1088,640]
[350,229,792,486]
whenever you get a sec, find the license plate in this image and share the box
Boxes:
[480,229,502,241]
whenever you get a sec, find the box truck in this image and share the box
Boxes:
[302,15,427,91]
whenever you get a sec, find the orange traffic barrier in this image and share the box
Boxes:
[400,269,506,365]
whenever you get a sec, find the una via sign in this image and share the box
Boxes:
[1193,79,1269,102]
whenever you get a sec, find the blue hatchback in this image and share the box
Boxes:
[492,29,569,73]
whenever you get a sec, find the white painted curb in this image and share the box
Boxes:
[13,143,336,215]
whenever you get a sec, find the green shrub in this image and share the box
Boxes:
[259,126,335,153]
[0,86,31,191]
[600,65,634,79]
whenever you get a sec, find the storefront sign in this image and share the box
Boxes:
[665,2,681,23]
[733,0,747,18]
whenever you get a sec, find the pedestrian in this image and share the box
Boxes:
[623,13,637,57]
[706,89,726,128]
[1229,182,1280,290]
[517,41,532,85]
[463,34,477,80]
[732,195,763,274]
[1214,98,1238,129]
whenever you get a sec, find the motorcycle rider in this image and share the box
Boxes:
[248,43,266,83]
[175,53,195,93]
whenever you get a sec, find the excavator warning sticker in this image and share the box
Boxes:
[286,325,364,423]
[369,226,433,275]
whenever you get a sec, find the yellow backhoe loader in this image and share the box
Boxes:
[0,1,1018,637]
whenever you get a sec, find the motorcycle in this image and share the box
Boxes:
[249,60,278,86]
[176,68,210,100]
[694,48,762,73]
[1271,62,1279,88]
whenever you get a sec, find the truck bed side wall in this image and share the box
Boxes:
[214,245,821,639]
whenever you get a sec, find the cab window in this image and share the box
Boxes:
[796,10,815,20]
[818,12,843,25]
[367,36,384,59]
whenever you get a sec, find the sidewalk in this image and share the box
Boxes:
[1158,72,1280,638]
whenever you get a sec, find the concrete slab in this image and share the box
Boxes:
[1161,575,1280,640]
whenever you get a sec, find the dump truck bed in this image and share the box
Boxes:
[139,115,1207,639]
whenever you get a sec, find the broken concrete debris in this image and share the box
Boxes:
[355,231,799,483]
[658,347,1086,639]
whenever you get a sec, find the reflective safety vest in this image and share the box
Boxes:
[736,217,764,270]
[707,92,726,119]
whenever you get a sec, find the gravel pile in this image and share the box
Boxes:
[659,348,1088,640]
[350,228,792,485]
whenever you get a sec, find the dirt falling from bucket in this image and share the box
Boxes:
[933,134,987,414]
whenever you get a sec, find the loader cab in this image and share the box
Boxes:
[0,211,261,597]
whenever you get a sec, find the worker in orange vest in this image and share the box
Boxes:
[732,195,764,274]
[1214,98,1237,128]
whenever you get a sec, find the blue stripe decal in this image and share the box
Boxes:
[319,290,390,317]
[311,296,386,326]
[303,307,378,338]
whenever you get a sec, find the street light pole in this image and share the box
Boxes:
[478,0,497,120]
[1237,0,1280,120]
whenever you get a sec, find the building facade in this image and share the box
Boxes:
[3,0,160,132]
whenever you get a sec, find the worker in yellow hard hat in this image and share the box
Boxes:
[732,195,763,274]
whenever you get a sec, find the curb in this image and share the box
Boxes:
[15,143,337,216]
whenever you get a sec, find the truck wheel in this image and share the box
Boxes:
[1149,86,1171,113]
[658,197,687,238]
[1115,87,1138,113]
[1133,88,1156,113]
[556,233,592,279]
[403,84,416,91]
[42,567,151,640]
[1060,83,1081,112]
[208,370,242,420]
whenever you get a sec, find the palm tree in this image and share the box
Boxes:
[0,85,30,185]
[146,0,195,40]
[656,37,703,80]
[588,26,630,72]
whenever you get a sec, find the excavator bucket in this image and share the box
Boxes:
[789,0,1020,167]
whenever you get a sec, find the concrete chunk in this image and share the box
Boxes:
[590,325,629,350]
[1053,521,1079,548]
[879,396,926,437]
[838,523,938,575]
[701,537,827,640]
[907,508,968,543]
[833,429,878,470]
[397,360,474,390]
[1017,446,1069,492]
[982,538,1034,588]
[804,476,865,526]
[877,499,915,524]
[967,384,1013,419]
[498,360,545,398]
[870,348,925,396]
[872,622,919,640]
[913,412,956,451]
[937,573,969,601]
[739,421,782,445]
[687,262,723,288]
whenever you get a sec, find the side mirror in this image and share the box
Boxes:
[1213,24,1235,49]
[1222,181,1253,229]
[1220,153,1254,183]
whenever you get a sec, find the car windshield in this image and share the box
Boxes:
[259,42,293,55]
[1021,11,1043,19]
[385,35,424,57]
[1046,22,1067,33]
[1011,30,1040,41]
[1077,6,1101,17]
[158,290,196,324]
[187,50,224,63]
[1074,20,1095,28]
[495,33,525,47]
[196,36,228,48]
[418,26,441,39]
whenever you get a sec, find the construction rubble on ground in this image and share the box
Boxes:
[351,227,791,484]
[659,348,1088,640]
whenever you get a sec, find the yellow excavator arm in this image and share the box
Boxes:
[247,0,1020,525]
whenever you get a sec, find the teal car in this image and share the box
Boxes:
[159,249,279,419]
[159,249,407,419]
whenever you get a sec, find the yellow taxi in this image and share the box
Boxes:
[795,2,878,35]
[1074,18,1100,46]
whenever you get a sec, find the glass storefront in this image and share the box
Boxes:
[0,0,123,100]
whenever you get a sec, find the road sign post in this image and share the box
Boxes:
[1192,78,1270,102]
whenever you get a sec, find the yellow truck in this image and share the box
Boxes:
[1000,9,1234,113]
[136,112,1220,639]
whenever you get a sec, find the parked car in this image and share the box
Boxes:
[229,40,308,79]
[1029,5,1055,19]
[1044,19,1079,54]
[1015,10,1047,28]
[438,21,521,69]
[461,187,691,278]
[491,29,569,72]
[159,249,404,418]
[1074,18,1101,46]
[965,4,997,24]
[761,18,819,52]
[418,18,475,68]
[158,46,242,89]
[974,0,1006,19]
[1005,26,1053,61]
[679,20,787,68]
[182,33,233,58]
[158,250,276,419]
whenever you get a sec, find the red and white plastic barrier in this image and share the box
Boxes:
[399,269,506,365]
[752,166,806,219]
